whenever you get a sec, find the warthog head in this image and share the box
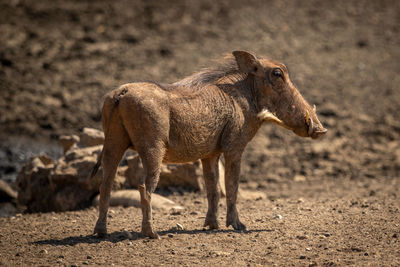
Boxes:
[233,51,327,139]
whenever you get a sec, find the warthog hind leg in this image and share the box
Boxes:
[138,144,165,239]
[201,155,220,230]
[94,117,130,237]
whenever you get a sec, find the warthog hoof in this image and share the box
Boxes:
[141,224,160,239]
[204,216,219,230]
[226,219,247,231]
[94,221,107,237]
[142,229,160,239]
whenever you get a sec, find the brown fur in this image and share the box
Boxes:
[92,51,327,238]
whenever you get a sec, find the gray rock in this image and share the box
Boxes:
[79,127,104,147]
[92,189,184,212]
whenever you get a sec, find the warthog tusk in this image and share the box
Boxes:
[313,104,316,112]
[305,111,314,136]
[258,109,292,130]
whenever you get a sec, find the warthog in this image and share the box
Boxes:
[91,51,327,238]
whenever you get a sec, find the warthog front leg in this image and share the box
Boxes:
[224,152,247,231]
[201,155,221,230]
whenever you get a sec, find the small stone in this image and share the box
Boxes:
[392,233,398,238]
[190,211,199,215]
[275,214,283,219]
[124,231,133,239]
[306,247,311,251]
[294,175,306,182]
[168,233,174,238]
[127,241,133,245]
[57,259,63,264]
[86,255,92,259]
[170,208,183,215]
[299,255,306,259]
[176,223,184,230]
[323,233,331,237]
[83,261,89,265]
[40,249,48,254]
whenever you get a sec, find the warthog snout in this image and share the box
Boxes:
[305,107,328,139]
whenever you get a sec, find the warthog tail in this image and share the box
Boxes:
[90,148,103,179]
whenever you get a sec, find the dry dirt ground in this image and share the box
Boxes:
[0,0,400,266]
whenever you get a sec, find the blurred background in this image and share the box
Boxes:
[0,0,399,185]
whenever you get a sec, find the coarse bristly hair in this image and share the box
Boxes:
[173,54,246,88]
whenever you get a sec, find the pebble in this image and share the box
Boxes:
[170,208,183,215]
[176,223,184,230]
[56,259,63,264]
[124,231,133,239]
[168,233,174,238]
[299,255,306,259]
[323,233,331,237]
[86,255,92,259]
[40,249,48,254]
[275,214,283,219]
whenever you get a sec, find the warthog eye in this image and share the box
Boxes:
[272,68,283,78]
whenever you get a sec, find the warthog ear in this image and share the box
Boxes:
[233,51,263,76]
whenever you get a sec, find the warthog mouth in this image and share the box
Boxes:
[257,109,293,130]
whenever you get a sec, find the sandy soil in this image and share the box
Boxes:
[0,0,399,266]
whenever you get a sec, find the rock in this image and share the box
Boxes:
[217,160,226,197]
[125,154,203,190]
[92,189,184,212]
[16,144,126,212]
[0,180,17,202]
[0,202,17,218]
[59,135,80,154]
[125,154,226,196]
[239,189,266,200]
[79,127,104,147]
[16,154,55,212]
